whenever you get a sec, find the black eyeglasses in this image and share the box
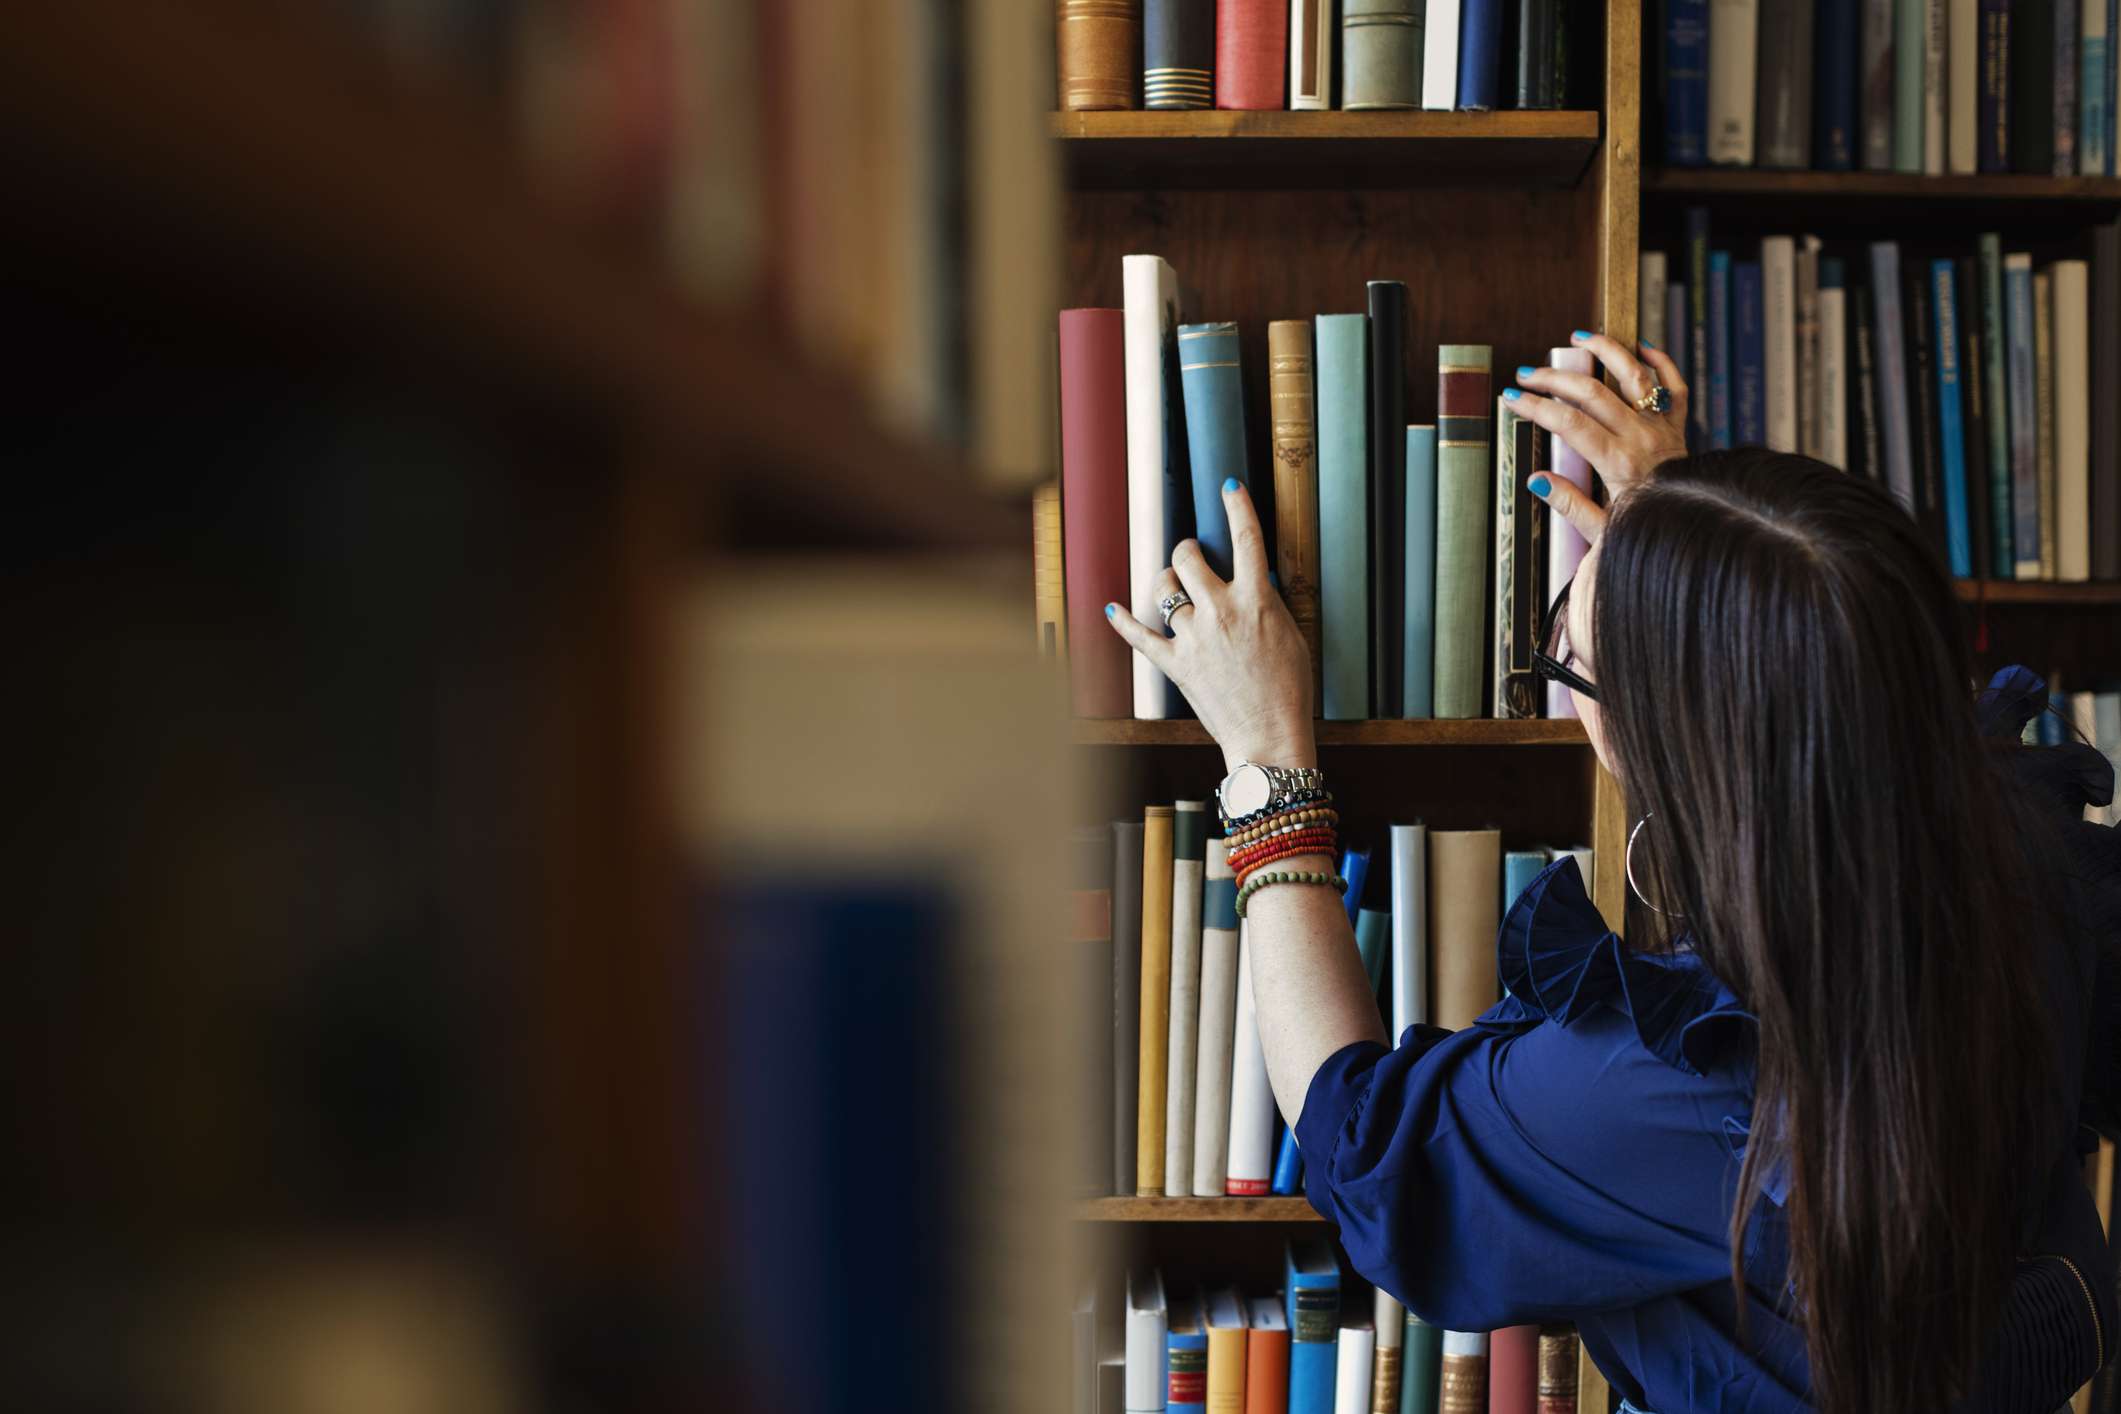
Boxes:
[1534,578,1600,704]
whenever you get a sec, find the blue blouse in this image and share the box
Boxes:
[1295,672,2120,1414]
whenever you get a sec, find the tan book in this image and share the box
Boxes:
[1059,0,1141,110]
[1268,319,1324,701]
[1438,1330,1488,1414]
[1577,1337,1612,1414]
[2035,269,2057,580]
[2052,259,2092,582]
[1034,480,1066,655]
[1137,806,1175,1195]
[1429,829,1502,1030]
[1370,1289,1403,1414]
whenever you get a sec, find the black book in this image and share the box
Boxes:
[1905,260,1945,558]
[2010,0,2055,173]
[1852,280,1884,485]
[1367,280,1408,718]
[1517,0,1562,108]
[1956,256,1993,581]
[1144,0,1214,110]
[1756,0,1816,168]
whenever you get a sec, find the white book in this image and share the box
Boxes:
[1640,252,1668,356]
[1562,847,1595,893]
[1820,284,1850,470]
[1443,1329,1489,1358]
[1948,0,1979,173]
[1289,0,1335,111]
[1224,920,1277,1195]
[1708,0,1760,165]
[1192,839,1240,1195]
[1762,236,1798,452]
[1164,801,1206,1198]
[1126,1268,1170,1414]
[1423,0,1462,110]
[2053,259,2091,580]
[1922,0,1946,175]
[1123,255,1183,719]
[1388,823,1428,1041]
[1334,1320,1376,1414]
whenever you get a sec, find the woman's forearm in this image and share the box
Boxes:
[1244,850,1390,1130]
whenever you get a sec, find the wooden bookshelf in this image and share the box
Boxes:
[1075,1196,1325,1222]
[1074,718,1592,747]
[1955,580,2121,606]
[1645,167,2121,205]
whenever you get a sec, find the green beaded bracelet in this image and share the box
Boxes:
[1233,869,1349,919]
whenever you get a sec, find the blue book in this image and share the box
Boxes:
[1355,906,1390,997]
[1930,259,1974,577]
[1317,314,1370,721]
[1285,1240,1342,1414]
[1339,846,1371,927]
[2003,253,2040,574]
[1167,1287,1207,1414]
[1503,850,1547,918]
[1813,0,1861,168]
[1457,0,1507,110]
[1403,426,1438,718]
[2087,8,2112,174]
[1177,322,1250,580]
[1709,250,1734,449]
[1735,260,1766,445]
[1664,0,1710,164]
[1870,242,1916,513]
[2038,698,2068,745]
[1271,1127,1304,1194]
[1686,208,1711,449]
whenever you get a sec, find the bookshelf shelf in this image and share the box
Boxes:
[1955,581,2121,606]
[1053,110,1603,190]
[1073,719,1592,747]
[1643,168,2121,206]
[1074,1196,1326,1222]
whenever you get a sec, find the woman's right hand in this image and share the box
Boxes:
[1507,331,1690,527]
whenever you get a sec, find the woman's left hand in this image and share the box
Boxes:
[1507,331,1690,508]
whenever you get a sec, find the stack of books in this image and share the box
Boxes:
[1058,0,1584,113]
[1640,215,2121,581]
[1077,1252,1581,1414]
[1657,0,2121,174]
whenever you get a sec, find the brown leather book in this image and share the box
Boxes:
[1537,1326,1581,1414]
[1268,319,1324,703]
[1438,1331,1488,1414]
[1059,0,1140,110]
[1429,829,1501,1031]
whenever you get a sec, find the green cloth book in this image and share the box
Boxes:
[1318,313,1372,721]
[1404,425,1438,717]
[1433,345,1493,719]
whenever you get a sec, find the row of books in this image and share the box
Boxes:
[1657,0,2121,175]
[1640,215,2121,580]
[2031,677,2121,826]
[1081,1251,1581,1414]
[1058,0,1586,113]
[1074,803,1585,1199]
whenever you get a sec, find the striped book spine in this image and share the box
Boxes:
[1318,314,1371,721]
[1178,321,1251,578]
[1403,426,1438,718]
[1433,345,1492,719]
[1437,1332,1488,1414]
[1269,320,1324,700]
[1060,0,1142,110]
[1146,0,1215,108]
[1536,1328,1580,1414]
[1373,1291,1405,1414]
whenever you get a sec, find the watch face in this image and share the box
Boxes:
[1221,765,1271,818]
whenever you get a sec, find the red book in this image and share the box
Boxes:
[1059,308,1134,717]
[1489,1325,1539,1414]
[1216,0,1288,109]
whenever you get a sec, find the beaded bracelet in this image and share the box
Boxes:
[1230,817,1339,853]
[1228,807,1340,847]
[1228,830,1339,873]
[1234,869,1348,919]
[1234,843,1340,886]
[1221,789,1333,833]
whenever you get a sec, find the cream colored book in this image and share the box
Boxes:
[1192,837,1240,1195]
[2052,259,2091,581]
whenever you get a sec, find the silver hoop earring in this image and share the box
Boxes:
[1625,812,1685,918]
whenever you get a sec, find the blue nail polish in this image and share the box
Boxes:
[1503,387,1523,401]
[1267,570,1280,589]
[1105,603,1118,617]
[1572,329,1592,342]
[1223,477,1241,494]
[1528,474,1552,496]
[1516,365,1537,379]
[1641,337,1658,349]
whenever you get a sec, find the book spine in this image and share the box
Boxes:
[1136,806,1174,1195]
[1404,426,1439,718]
[1036,480,1066,656]
[1958,258,1994,574]
[1640,252,1669,356]
[1933,259,1974,575]
[2109,0,2117,176]
[1317,314,1371,722]
[1192,836,1239,1194]
[1457,0,1505,109]
[1271,1126,1303,1194]
[1735,260,1767,446]
[1112,821,1144,1194]
[1434,346,1493,719]
[1536,1328,1580,1414]
[1369,281,1409,718]
[1980,0,2012,172]
[1665,0,1711,164]
[1289,0,1335,109]
[2005,252,2041,575]
[1172,1329,1210,1414]
[1490,1326,1538,1414]
[1853,279,1884,483]
[1344,0,1425,109]
[1373,1292,1406,1414]
[1335,1324,1376,1414]
[1207,1319,1248,1414]
[1269,320,1324,701]
[1178,322,1251,579]
[1924,0,1947,173]
[1798,236,1824,457]
[2084,0,2112,173]
[1894,0,1926,170]
[2035,269,2058,577]
[1687,207,1712,446]
[1164,801,1206,1198]
[1763,236,1798,452]
[1710,250,1734,448]
[1122,256,1187,719]
[1980,234,2015,573]
[1863,0,1898,169]
[1820,265,1850,469]
[1816,0,1861,168]
[1060,308,1136,717]
[1709,0,1760,164]
[2013,0,2055,171]
[2053,260,2093,579]
[1544,347,1594,717]
[1224,914,1275,1195]
[1060,0,1142,110]
[1402,1315,1442,1414]
[1146,0,1215,108]
[1756,0,1815,166]
[1430,828,1502,1028]
[1669,284,1691,389]
[2060,0,2083,174]
[1288,1273,1341,1414]
[1518,0,1560,108]
[1437,1331,1488,1414]
[1355,908,1391,996]
[1871,242,1917,510]
[1423,0,1463,109]
[1217,0,1290,108]
[1950,0,1980,171]
[1907,255,1944,556]
[1493,399,1523,716]
[1341,847,1372,926]
[2092,222,2119,579]
[1073,828,1116,1196]
[1246,1316,1291,1414]
[1127,1275,1169,1414]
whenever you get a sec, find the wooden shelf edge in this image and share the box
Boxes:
[1955,580,2121,605]
[1644,167,2121,203]
[1074,1196,1325,1222]
[1073,719,1593,746]
[1051,110,1602,141]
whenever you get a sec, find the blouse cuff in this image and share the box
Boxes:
[1295,1030,1450,1220]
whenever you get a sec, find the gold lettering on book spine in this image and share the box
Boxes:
[1267,322,1322,700]
[1370,1345,1403,1414]
[1537,1328,1579,1414]
[1438,1356,1487,1414]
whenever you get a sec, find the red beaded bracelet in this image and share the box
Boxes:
[1227,827,1338,869]
[1234,838,1341,883]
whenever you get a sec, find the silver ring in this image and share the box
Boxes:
[1634,384,1672,414]
[1158,591,1193,629]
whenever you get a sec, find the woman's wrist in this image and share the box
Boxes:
[1222,724,1318,774]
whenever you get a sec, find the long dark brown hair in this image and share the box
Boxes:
[1593,449,2064,1414]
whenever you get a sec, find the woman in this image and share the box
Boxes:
[1105,334,2121,1414]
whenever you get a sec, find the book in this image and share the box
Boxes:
[1286,1241,1342,1414]
[1269,321,1324,697]
[1979,234,2014,574]
[1171,1287,1209,1414]
[1389,823,1429,1040]
[2035,268,2058,577]
[1317,314,1371,722]
[1894,0,1927,170]
[1037,480,1067,655]
[1820,258,1850,469]
[1077,1278,1101,1414]
[1958,258,1995,574]
[2086,0,2113,172]
[1490,1325,1538,1414]
[1179,322,1252,579]
[1289,0,1336,109]
[1113,820,1145,1194]
[1193,838,1239,1194]
[1342,846,1373,926]
[1059,308,1134,717]
[1640,252,1669,355]
[1980,0,2012,172]
[1430,828,1502,1029]
[1061,0,1142,109]
[1370,281,1410,717]
[1206,1286,1249,1414]
[2053,258,2090,580]
[1864,0,1898,170]
[1504,848,1547,915]
[1122,254,1191,719]
[2005,251,2040,575]
[1272,1124,1304,1195]
[1345,0,1425,109]
[1536,1328,1580,1414]
[1871,241,1917,510]
[1763,236,1797,452]
[1709,250,1734,448]
[1226,916,1276,1195]
[1664,0,1710,164]
[1543,347,1594,717]
[1686,207,1711,446]
[1076,828,1117,1197]
[1950,0,1980,171]
[1335,1318,1375,1414]
[1756,0,1815,166]
[1853,278,1884,483]
[1907,254,1943,554]
[1402,1313,1442,1414]
[1518,0,1564,108]
[1424,0,1463,109]
[1246,1298,1290,1414]
[1668,283,1690,390]
[1165,800,1207,1198]
[1146,0,1215,109]
[1816,0,1861,167]
[1137,805,1175,1195]
[1218,0,1289,108]
[1434,345,1492,719]
[1437,1331,1488,1414]
[1355,907,1391,998]
[1493,400,1543,719]
[1405,426,1440,718]
[2059,0,2084,174]
[1932,259,1975,576]
[1923,0,1947,173]
[2014,0,2056,171]
[1374,1292,1406,1414]
[1458,0,1506,109]
[1708,0,1760,164]
[1128,1267,1170,1414]
[1798,234,1823,458]
[2093,221,2119,579]
[1735,260,1766,446]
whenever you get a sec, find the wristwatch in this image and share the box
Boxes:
[1216,761,1327,824]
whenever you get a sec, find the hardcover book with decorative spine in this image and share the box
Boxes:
[1170,1287,1209,1414]
[1060,0,1141,110]
[1536,1327,1579,1414]
[1146,0,1215,108]
[1372,1290,1405,1414]
[1344,0,1424,109]
[1269,320,1324,699]
[1217,0,1288,108]
[1285,1241,1342,1414]
[1289,0,1336,109]
[1432,345,1492,720]
[1437,1331,1488,1414]
[1493,399,1543,720]
[1035,480,1066,655]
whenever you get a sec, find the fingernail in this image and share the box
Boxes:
[1503,387,1523,401]
[1528,474,1552,497]
[1571,329,1592,342]
[1516,365,1537,380]
[1105,603,1118,618]
[1223,477,1241,494]
[1641,337,1658,349]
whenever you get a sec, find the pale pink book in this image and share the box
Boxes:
[1544,347,1596,718]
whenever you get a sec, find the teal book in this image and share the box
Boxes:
[1318,314,1371,721]
[1286,1239,1342,1414]
[1355,906,1390,1001]
[1893,0,1925,171]
[1400,1309,1442,1414]
[1403,425,1438,718]
[1930,258,1973,576]
[1177,322,1251,579]
[1503,849,1547,919]
[1978,234,2013,576]
[1433,345,1492,719]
